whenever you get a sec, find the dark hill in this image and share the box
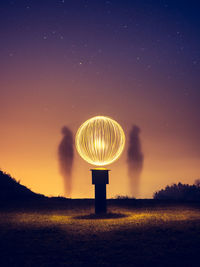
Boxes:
[0,170,44,201]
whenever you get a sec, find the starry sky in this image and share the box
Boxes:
[0,0,200,198]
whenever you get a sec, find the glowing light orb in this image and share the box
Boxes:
[75,116,125,166]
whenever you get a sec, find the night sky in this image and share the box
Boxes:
[1,0,200,198]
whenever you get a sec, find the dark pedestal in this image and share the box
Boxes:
[90,169,109,214]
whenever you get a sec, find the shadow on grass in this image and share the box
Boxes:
[73,212,128,220]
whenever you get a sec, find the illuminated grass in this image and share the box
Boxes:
[1,206,200,231]
[1,204,200,266]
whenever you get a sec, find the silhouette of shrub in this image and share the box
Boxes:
[115,195,135,200]
[153,182,200,201]
[194,179,200,187]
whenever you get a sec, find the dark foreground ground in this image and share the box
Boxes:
[1,199,200,267]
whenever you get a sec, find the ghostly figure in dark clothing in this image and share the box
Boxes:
[127,125,144,198]
[58,126,74,197]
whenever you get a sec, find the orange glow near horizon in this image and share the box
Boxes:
[0,78,199,199]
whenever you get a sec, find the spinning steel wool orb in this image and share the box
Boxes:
[75,116,125,166]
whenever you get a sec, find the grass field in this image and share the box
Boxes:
[1,200,200,266]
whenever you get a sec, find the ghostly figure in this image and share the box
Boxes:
[127,125,144,198]
[58,126,74,197]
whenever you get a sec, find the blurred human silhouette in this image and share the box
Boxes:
[58,126,74,198]
[127,125,144,198]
